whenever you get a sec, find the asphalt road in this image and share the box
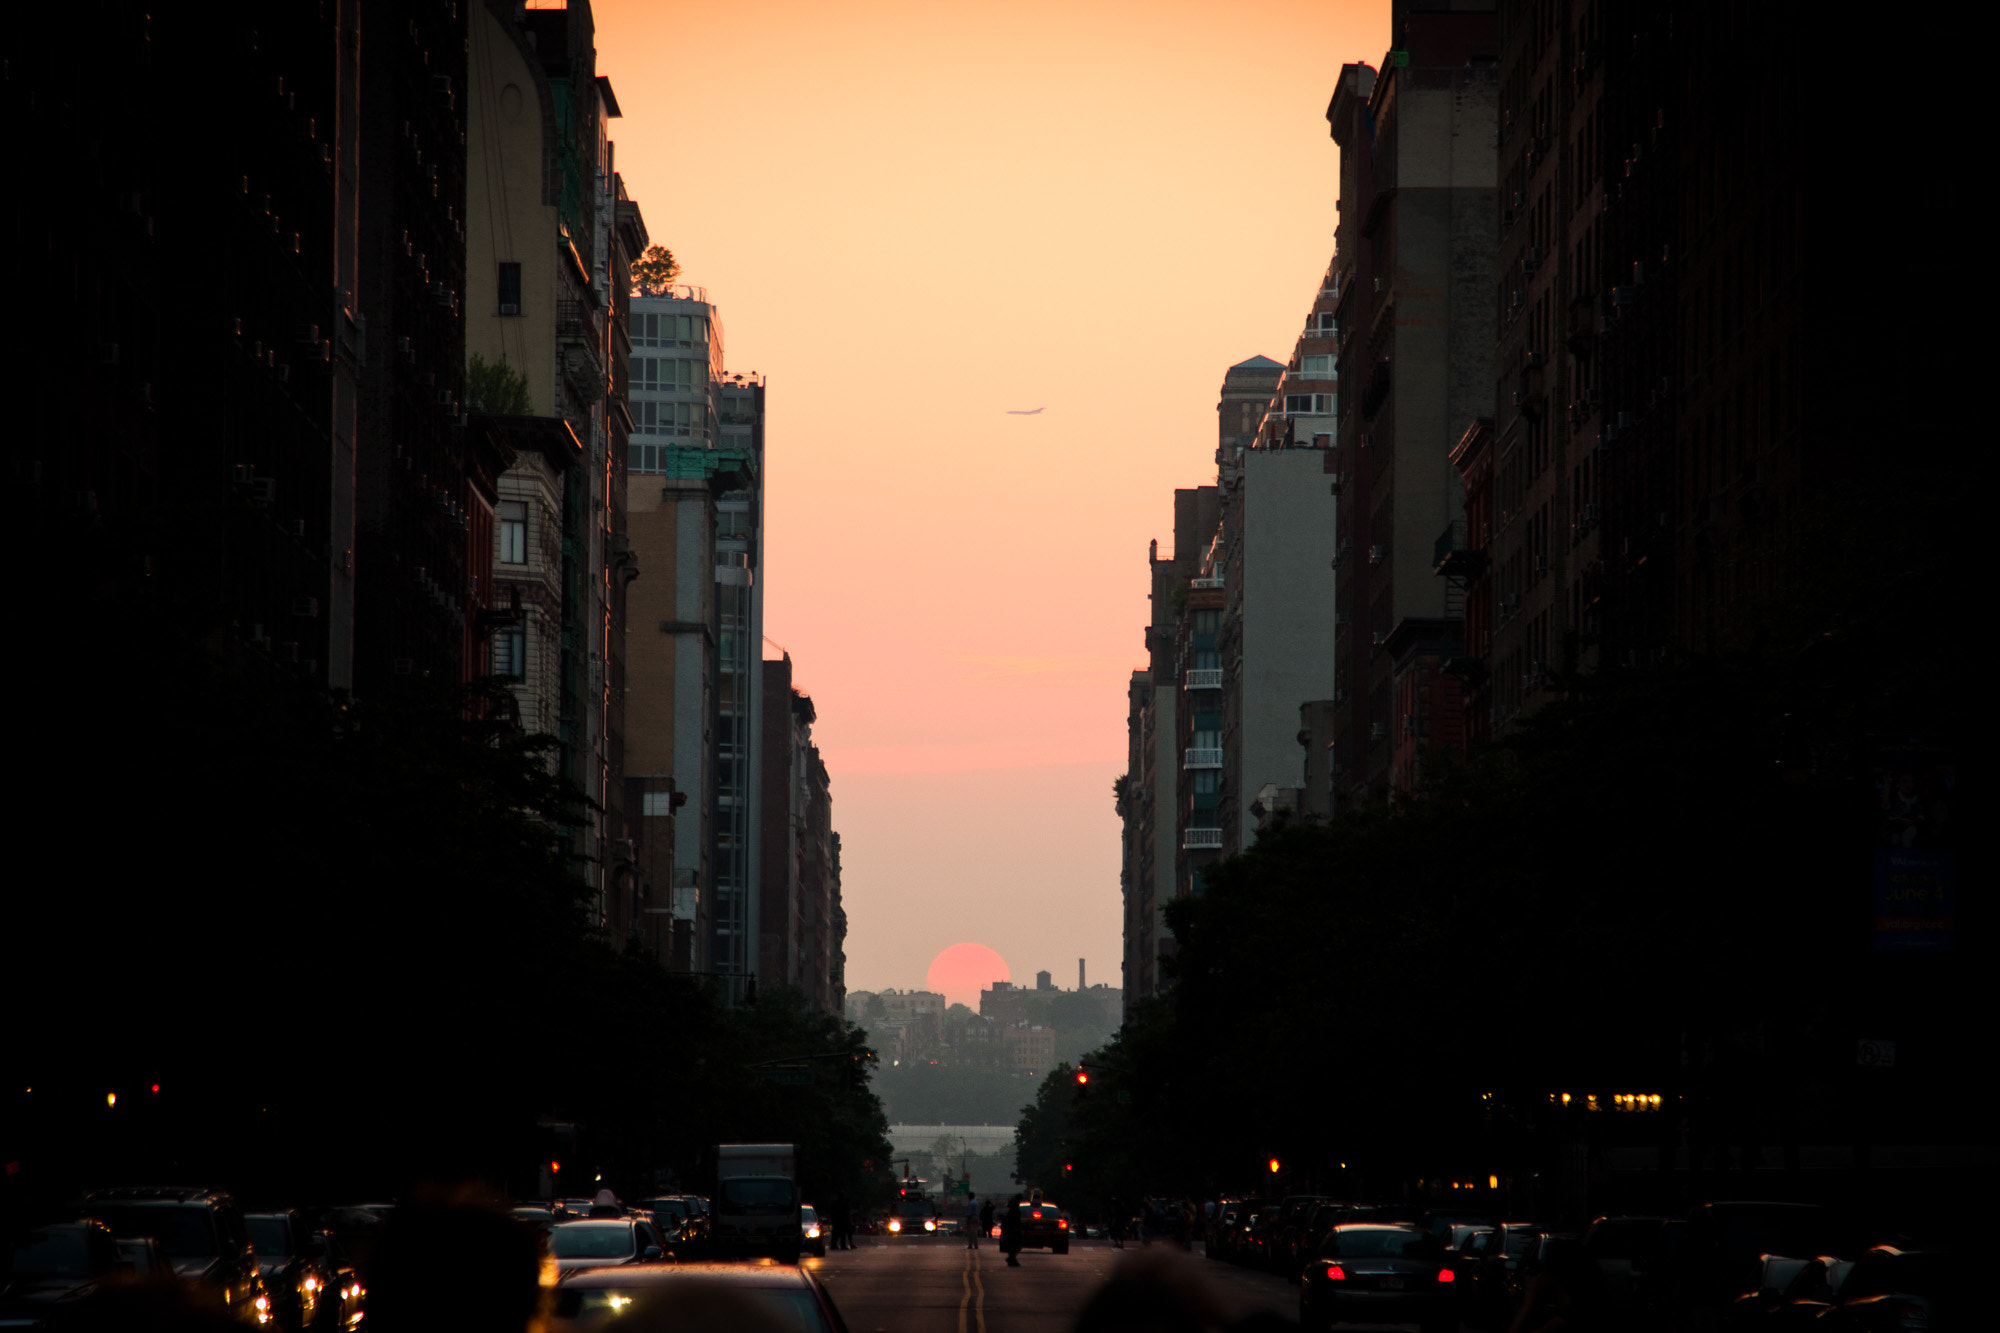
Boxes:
[806,1237,1315,1333]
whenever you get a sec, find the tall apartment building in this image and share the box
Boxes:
[758,655,846,1014]
[1118,487,1220,1012]
[468,0,641,924]
[1326,1,1499,807]
[14,6,364,691]
[1433,1,1833,721]
[621,288,769,996]
[1213,387,1338,853]
[1174,356,1285,877]
[350,0,494,694]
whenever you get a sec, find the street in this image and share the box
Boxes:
[808,1238,1455,1333]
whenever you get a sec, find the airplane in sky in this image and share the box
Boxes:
[1005,407,1045,415]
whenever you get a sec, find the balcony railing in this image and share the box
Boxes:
[1183,747,1223,769]
[1181,828,1223,850]
[1188,574,1224,590]
[1183,668,1223,690]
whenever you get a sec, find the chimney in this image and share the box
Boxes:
[1079,958,1086,990]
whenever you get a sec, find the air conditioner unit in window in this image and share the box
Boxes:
[499,303,520,315]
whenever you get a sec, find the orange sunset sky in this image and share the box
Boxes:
[592,0,1390,994]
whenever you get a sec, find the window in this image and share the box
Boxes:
[642,791,676,817]
[497,501,527,564]
[633,399,706,438]
[632,312,708,348]
[1302,354,1336,377]
[629,357,702,392]
[497,262,522,315]
[493,626,525,679]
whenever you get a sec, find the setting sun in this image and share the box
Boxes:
[925,942,1010,1009]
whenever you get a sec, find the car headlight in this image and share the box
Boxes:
[888,1220,901,1233]
[924,1220,936,1232]
[807,1226,821,1238]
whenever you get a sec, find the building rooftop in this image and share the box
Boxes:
[1230,354,1286,371]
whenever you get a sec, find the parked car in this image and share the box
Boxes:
[1726,1253,1822,1329]
[1445,1227,1494,1284]
[1265,1196,1330,1274]
[114,1235,174,1279]
[1013,1200,1070,1254]
[1504,1232,1579,1316]
[637,1196,706,1255]
[553,1259,850,1330]
[546,1219,663,1279]
[1417,1209,1495,1241]
[1762,1256,1857,1329]
[1206,1200,1245,1259]
[1465,1222,1541,1328]
[80,1187,268,1324]
[799,1205,827,1258]
[1815,1246,1955,1331]
[1583,1214,1671,1301]
[1671,1202,1854,1308]
[246,1209,334,1331]
[2,1220,128,1326]
[1299,1224,1454,1333]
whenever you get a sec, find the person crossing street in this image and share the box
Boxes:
[964,1194,981,1248]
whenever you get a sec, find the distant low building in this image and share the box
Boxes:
[1005,1026,1055,1075]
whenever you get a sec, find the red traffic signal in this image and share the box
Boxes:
[1075,1069,1089,1085]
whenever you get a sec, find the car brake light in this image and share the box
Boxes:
[1059,1219,1068,1230]
[1031,1210,1042,1219]
[1437,1269,1456,1283]
[1325,1265,1347,1281]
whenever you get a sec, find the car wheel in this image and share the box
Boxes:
[1054,1241,1069,1255]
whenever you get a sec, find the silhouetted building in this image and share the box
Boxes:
[349,0,486,693]
[758,658,844,1014]
[12,5,370,686]
[1327,2,1498,806]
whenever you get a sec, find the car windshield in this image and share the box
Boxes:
[557,1285,830,1332]
[723,1179,795,1211]
[651,1201,690,1223]
[549,1225,635,1259]
[1022,1203,1060,1217]
[800,1208,818,1224]
[246,1217,294,1256]
[87,1205,218,1258]
[9,1229,91,1278]
[1329,1229,1440,1259]
[1502,1231,1542,1257]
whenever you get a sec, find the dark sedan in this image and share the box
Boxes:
[2,1221,128,1326]
[553,1260,848,1331]
[1013,1200,1070,1254]
[1300,1224,1455,1333]
[546,1219,663,1281]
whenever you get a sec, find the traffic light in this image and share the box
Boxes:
[1268,1157,1281,1174]
[1075,1068,1089,1086]
[1063,1163,1073,1174]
